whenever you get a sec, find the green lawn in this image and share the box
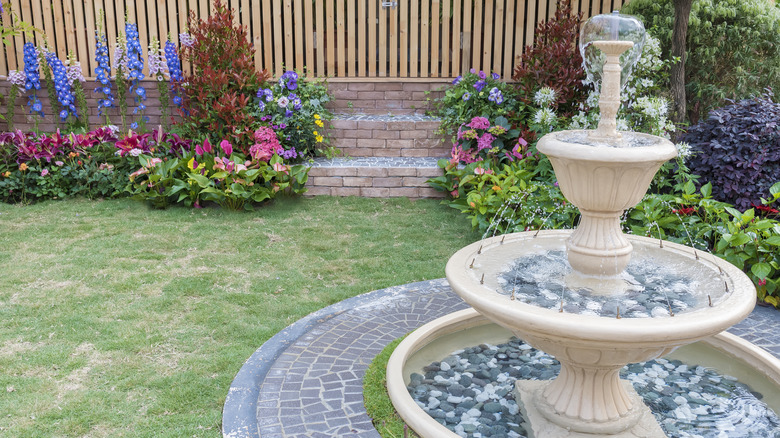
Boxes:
[0,196,478,437]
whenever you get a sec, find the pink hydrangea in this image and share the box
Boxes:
[250,127,282,162]
[467,116,490,130]
[476,133,495,151]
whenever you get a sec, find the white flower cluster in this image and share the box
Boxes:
[676,142,693,160]
[7,70,26,87]
[63,60,85,85]
[534,87,558,107]
[533,108,557,130]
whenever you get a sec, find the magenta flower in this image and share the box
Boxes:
[220,139,233,156]
[467,117,490,130]
[195,144,204,156]
[202,138,213,154]
[477,133,495,151]
[41,168,49,176]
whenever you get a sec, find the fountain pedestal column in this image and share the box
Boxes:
[513,335,672,437]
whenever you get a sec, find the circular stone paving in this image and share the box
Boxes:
[222,279,780,438]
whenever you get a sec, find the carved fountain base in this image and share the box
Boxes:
[517,380,665,438]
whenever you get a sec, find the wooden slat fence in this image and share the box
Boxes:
[1,0,626,80]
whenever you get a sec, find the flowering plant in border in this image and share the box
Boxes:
[448,115,528,167]
[94,10,114,124]
[126,132,308,210]
[125,22,147,130]
[254,70,333,161]
[434,69,520,142]
[0,127,135,203]
[178,0,270,149]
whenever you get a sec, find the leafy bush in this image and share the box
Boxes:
[253,71,333,160]
[625,181,780,307]
[433,69,520,141]
[0,128,136,203]
[512,0,586,120]
[684,93,780,210]
[178,0,271,147]
[622,0,780,121]
[126,134,308,210]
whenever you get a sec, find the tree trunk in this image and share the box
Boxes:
[671,0,693,126]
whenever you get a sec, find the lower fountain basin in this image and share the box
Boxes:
[387,309,780,438]
[440,230,756,436]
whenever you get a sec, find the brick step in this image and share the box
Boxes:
[306,157,446,199]
[326,114,450,159]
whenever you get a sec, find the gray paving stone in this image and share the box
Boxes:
[222,279,780,437]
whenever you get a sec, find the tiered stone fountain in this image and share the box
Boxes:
[388,12,764,438]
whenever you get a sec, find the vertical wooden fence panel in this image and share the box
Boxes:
[482,0,493,74]
[450,0,461,77]
[440,0,451,78]
[399,0,408,77]
[502,0,515,80]
[377,0,386,76]
[294,0,304,73]
[347,0,356,77]
[367,0,377,76]
[430,0,440,77]
[357,0,365,77]
[1,0,627,81]
[387,1,397,77]
[304,0,315,77]
[460,0,472,75]
[420,0,429,77]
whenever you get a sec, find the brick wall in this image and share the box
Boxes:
[325,81,447,115]
[328,119,449,158]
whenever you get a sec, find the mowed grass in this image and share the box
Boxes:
[0,196,478,437]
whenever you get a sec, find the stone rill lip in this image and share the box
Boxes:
[446,230,757,346]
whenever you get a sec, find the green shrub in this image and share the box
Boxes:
[622,0,780,122]
[433,69,521,142]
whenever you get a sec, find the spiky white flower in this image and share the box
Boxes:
[533,87,557,107]
[533,108,557,128]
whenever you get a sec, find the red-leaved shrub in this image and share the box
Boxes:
[512,0,587,119]
[178,0,270,151]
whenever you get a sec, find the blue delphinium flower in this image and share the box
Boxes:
[22,42,43,117]
[45,52,78,120]
[94,30,115,116]
[488,87,504,105]
[164,38,186,113]
[125,23,147,120]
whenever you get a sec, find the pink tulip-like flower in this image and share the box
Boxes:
[273,162,289,174]
[202,138,213,154]
[195,144,204,156]
[474,167,486,175]
[55,161,64,166]
[41,168,49,176]
[149,158,163,167]
[220,140,233,156]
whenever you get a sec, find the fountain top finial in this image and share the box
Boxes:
[580,12,647,142]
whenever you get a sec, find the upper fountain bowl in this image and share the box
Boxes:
[537,130,677,275]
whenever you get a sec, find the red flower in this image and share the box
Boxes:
[754,204,779,214]
[672,207,696,216]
